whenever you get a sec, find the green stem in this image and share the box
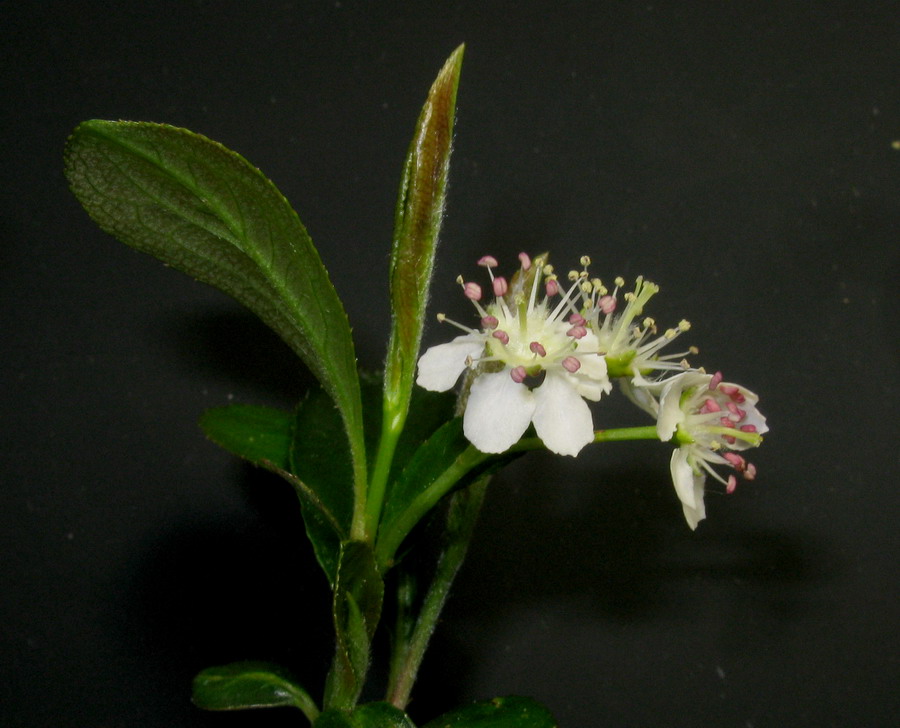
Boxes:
[387,478,488,709]
[512,424,662,451]
[365,404,405,541]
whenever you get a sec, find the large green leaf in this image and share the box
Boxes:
[324,542,384,710]
[192,661,318,721]
[199,404,293,469]
[383,44,464,425]
[422,696,557,728]
[64,120,366,508]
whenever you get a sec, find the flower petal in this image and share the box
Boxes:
[532,372,595,457]
[463,371,535,453]
[416,335,484,392]
[670,448,706,529]
[656,374,688,441]
[569,353,611,401]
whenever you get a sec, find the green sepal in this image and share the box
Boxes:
[192,661,319,720]
[64,119,366,512]
[324,542,385,710]
[383,44,464,424]
[315,702,416,728]
[421,696,557,728]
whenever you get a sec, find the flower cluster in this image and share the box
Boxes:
[416,253,767,528]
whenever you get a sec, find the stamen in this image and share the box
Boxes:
[569,313,586,326]
[478,255,498,268]
[562,356,581,373]
[726,475,738,494]
[510,366,527,383]
[492,330,510,345]
[723,452,746,470]
[518,252,531,270]
[530,341,547,357]
[740,424,758,433]
[598,295,616,314]
[481,315,499,329]
[580,255,591,267]
[545,278,559,296]
[744,463,757,480]
[463,282,482,300]
[709,371,724,391]
[566,325,587,339]
[493,276,508,296]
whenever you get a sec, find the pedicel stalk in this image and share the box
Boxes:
[64,45,767,727]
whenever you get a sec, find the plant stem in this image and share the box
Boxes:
[365,405,405,541]
[387,478,488,709]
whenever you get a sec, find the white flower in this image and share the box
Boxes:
[416,253,611,456]
[655,370,767,529]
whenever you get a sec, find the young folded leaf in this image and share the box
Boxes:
[64,121,368,535]
[371,44,465,534]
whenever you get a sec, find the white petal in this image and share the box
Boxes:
[656,374,689,441]
[670,448,706,530]
[532,372,595,457]
[416,335,484,392]
[463,371,535,453]
[569,353,611,401]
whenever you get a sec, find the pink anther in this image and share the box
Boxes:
[723,452,746,470]
[478,255,499,268]
[510,366,527,383]
[529,341,547,357]
[744,462,757,480]
[720,417,736,429]
[700,398,721,414]
[518,252,531,270]
[481,315,499,330]
[569,313,586,326]
[492,330,510,345]
[493,276,508,297]
[726,475,738,494]
[598,295,616,314]
[566,325,588,339]
[740,424,758,433]
[463,282,482,300]
[562,356,581,373]
[719,384,740,397]
[545,279,559,296]
[709,371,724,390]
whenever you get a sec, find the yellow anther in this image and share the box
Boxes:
[643,317,655,328]
[543,264,554,275]
[614,276,625,287]
[580,255,591,267]
[436,313,446,322]
[624,292,635,302]
[678,319,691,331]
[456,275,464,285]
[580,281,593,293]
[567,270,579,281]
[664,328,677,339]
[688,346,699,355]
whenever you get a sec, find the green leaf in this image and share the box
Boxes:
[383,44,464,425]
[315,703,416,728]
[422,696,557,728]
[375,420,520,569]
[199,404,293,469]
[192,661,319,721]
[325,542,384,710]
[64,120,367,523]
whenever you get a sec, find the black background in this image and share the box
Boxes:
[2,2,898,726]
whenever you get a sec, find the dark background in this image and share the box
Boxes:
[2,2,898,726]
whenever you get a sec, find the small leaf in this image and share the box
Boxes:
[383,45,465,426]
[376,420,520,568]
[199,404,293,469]
[315,703,416,728]
[421,696,557,728]
[64,120,367,504]
[352,702,417,728]
[325,542,384,710]
[192,661,319,720]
